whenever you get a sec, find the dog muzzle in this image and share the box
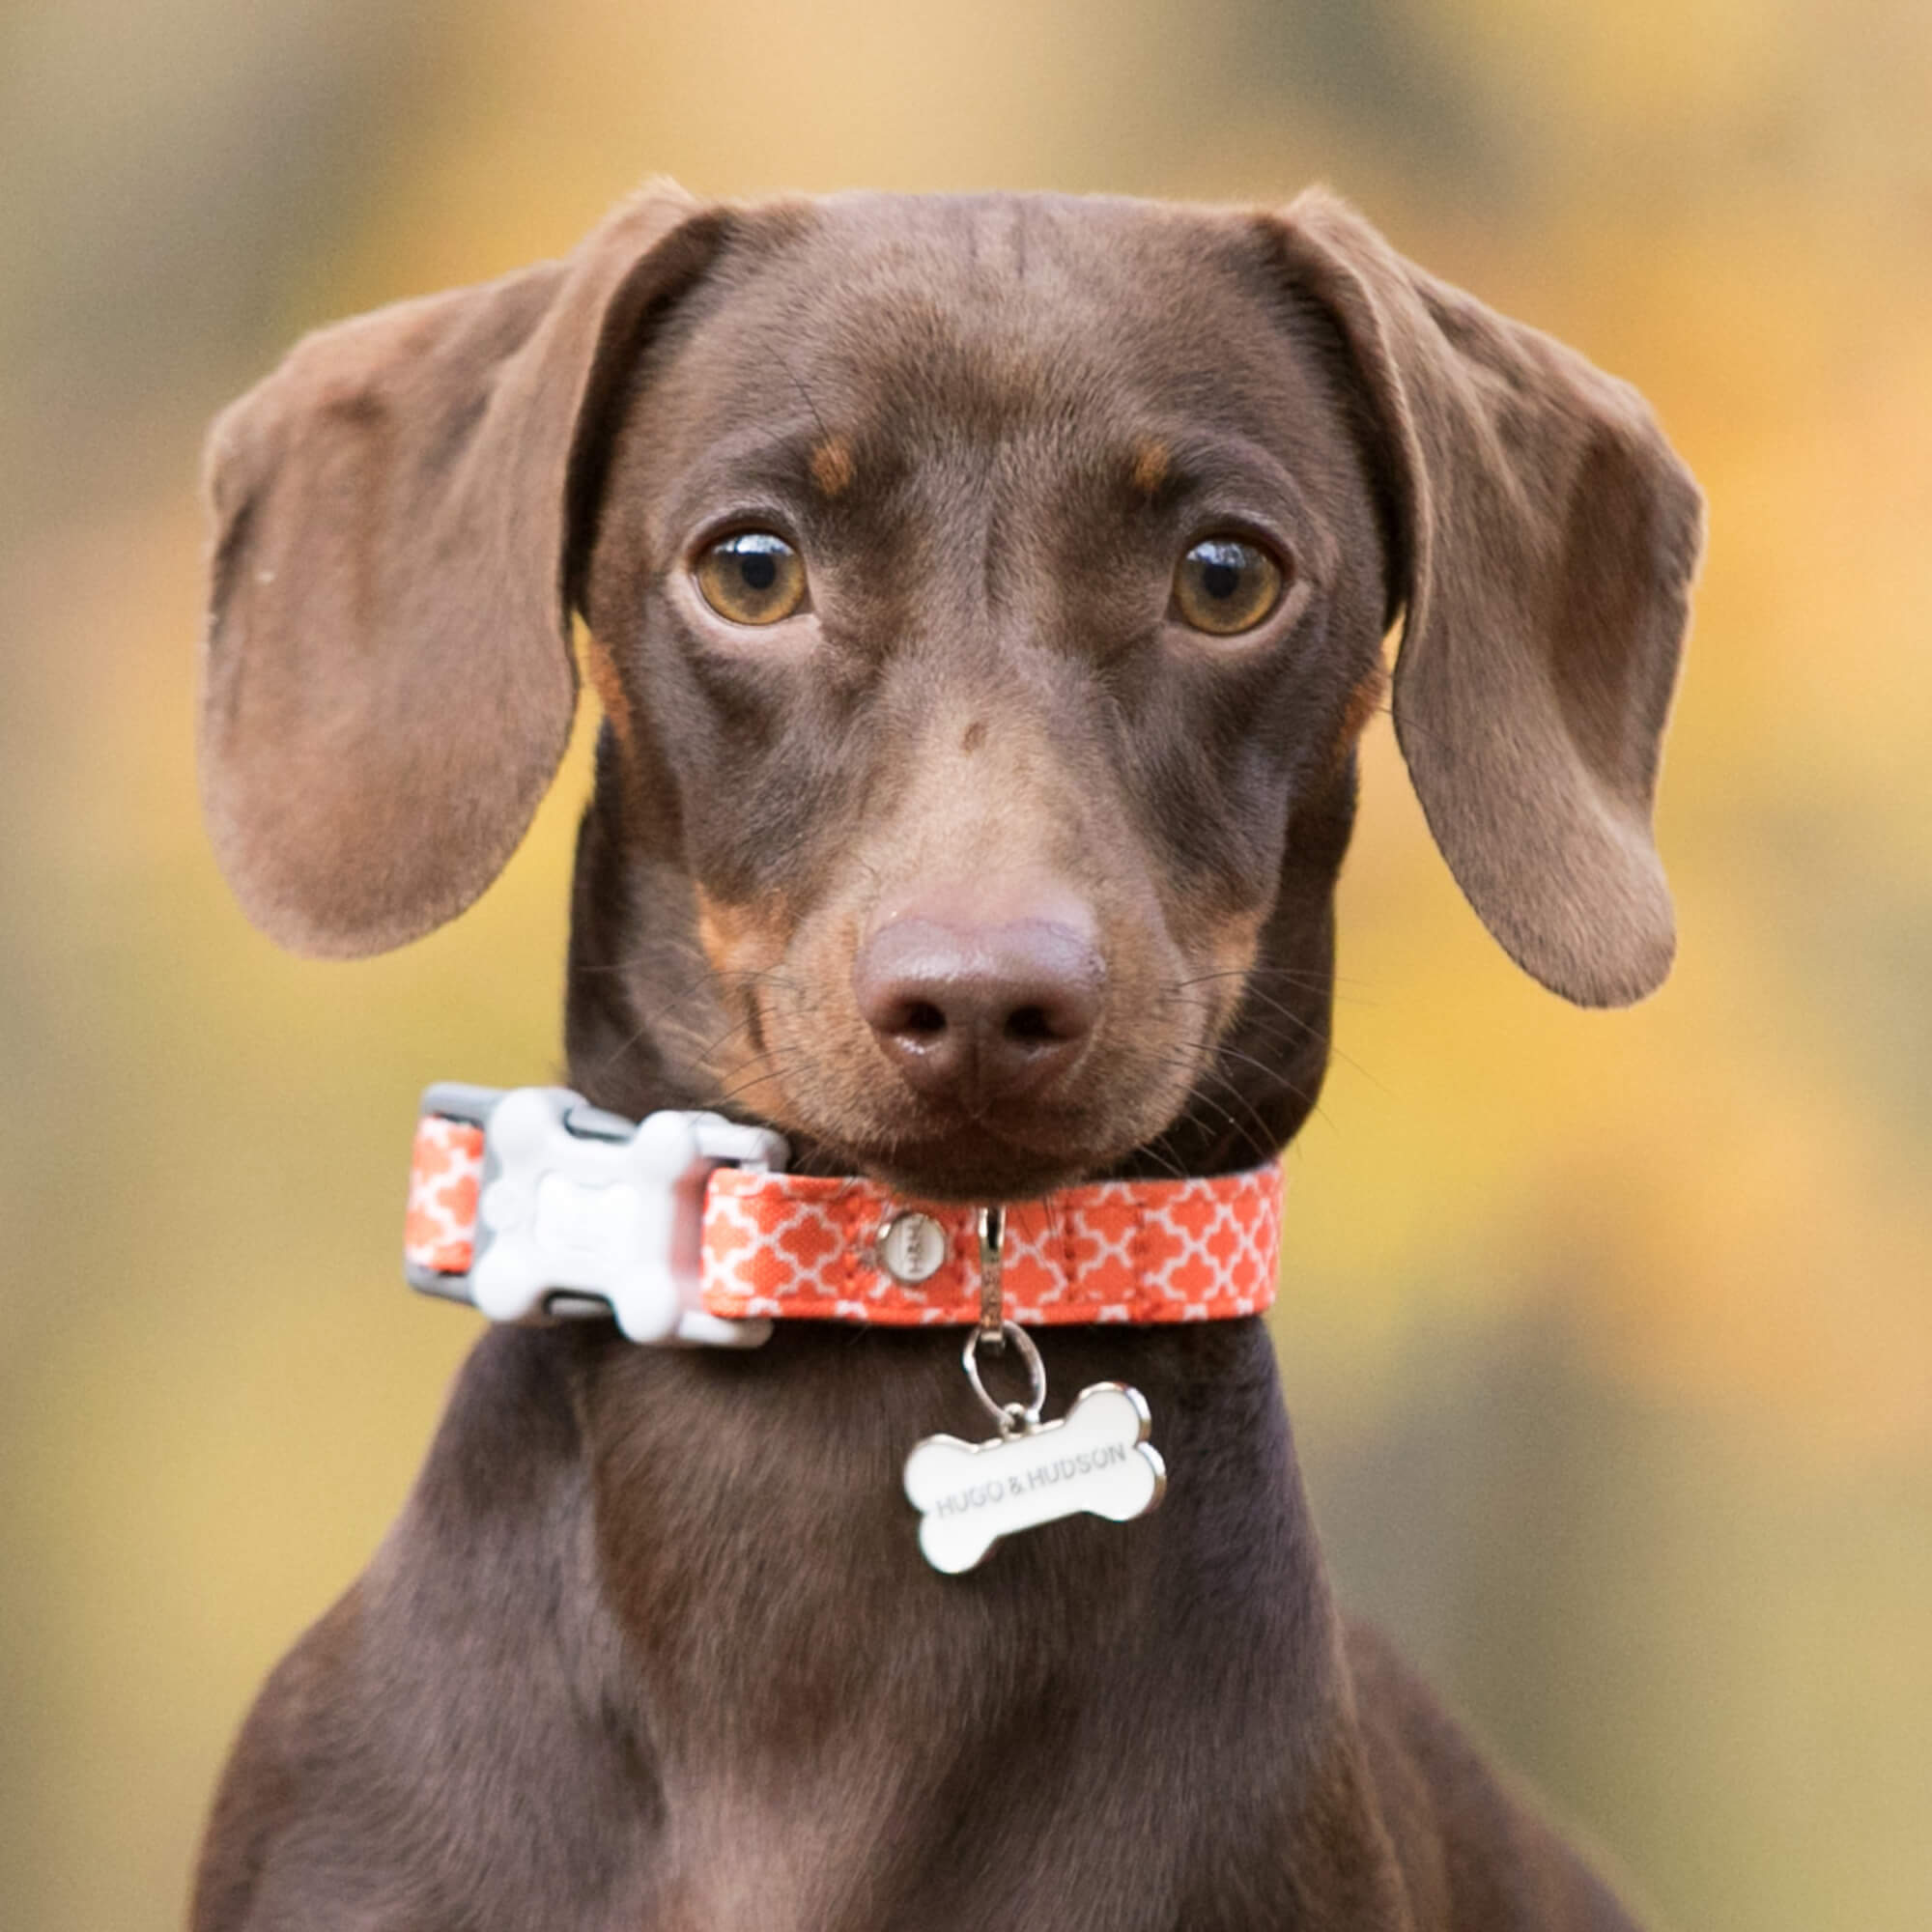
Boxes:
[404,1083,1281,1350]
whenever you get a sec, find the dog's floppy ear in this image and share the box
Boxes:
[1270,191,1703,1007]
[199,182,721,956]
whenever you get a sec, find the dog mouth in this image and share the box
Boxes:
[771,1064,1202,1203]
[704,922,1221,1203]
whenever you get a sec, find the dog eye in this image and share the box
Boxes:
[1172,536,1283,636]
[695,531,808,626]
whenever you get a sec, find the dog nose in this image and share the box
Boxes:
[853,915,1104,1108]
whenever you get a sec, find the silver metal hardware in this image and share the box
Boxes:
[961,1319,1045,1436]
[875,1209,948,1285]
[905,1345,1166,1572]
[976,1204,1007,1350]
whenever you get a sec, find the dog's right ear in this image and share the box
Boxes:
[198,183,723,957]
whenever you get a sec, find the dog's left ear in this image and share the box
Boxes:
[1268,191,1703,1007]
[199,182,724,957]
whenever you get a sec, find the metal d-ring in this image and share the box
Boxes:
[962,1321,1045,1437]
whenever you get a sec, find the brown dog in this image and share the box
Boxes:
[191,183,1698,1929]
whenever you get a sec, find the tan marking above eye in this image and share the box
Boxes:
[695,530,808,626]
[1129,438,1170,497]
[810,436,855,497]
[1172,535,1284,637]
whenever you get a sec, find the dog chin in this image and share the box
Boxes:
[822,1119,1145,1205]
[858,1149,1096,1204]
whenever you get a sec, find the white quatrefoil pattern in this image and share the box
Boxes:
[700,1163,1282,1326]
[406,1104,1282,1332]
[404,1116,486,1275]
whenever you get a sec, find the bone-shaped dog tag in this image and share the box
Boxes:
[903,1325,1165,1573]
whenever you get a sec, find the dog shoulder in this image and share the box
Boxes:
[188,1580,372,1930]
[191,1329,660,1930]
[1343,1619,1652,1932]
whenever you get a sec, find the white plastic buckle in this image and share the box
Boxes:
[408,1083,787,1349]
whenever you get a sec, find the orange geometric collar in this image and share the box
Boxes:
[697,1163,1281,1327]
[404,1085,1280,1347]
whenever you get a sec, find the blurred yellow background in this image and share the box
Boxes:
[3,1,1927,1925]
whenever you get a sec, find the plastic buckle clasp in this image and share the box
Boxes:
[408,1083,787,1349]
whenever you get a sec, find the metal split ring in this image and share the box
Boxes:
[961,1321,1045,1436]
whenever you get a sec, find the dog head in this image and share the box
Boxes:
[199,185,1699,1201]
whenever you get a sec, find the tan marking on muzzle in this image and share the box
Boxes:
[694,886,792,980]
[692,886,808,1122]
[1198,909,1267,1041]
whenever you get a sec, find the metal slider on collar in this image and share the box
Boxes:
[976,1205,1007,1350]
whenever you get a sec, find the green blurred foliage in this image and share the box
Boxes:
[1,2,1927,1926]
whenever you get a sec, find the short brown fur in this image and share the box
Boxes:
[190,183,1697,1930]
[1337,659,1391,763]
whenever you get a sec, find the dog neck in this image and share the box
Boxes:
[531,764,1365,1908]
[547,1315,1354,1918]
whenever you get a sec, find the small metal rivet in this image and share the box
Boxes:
[877,1210,948,1284]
